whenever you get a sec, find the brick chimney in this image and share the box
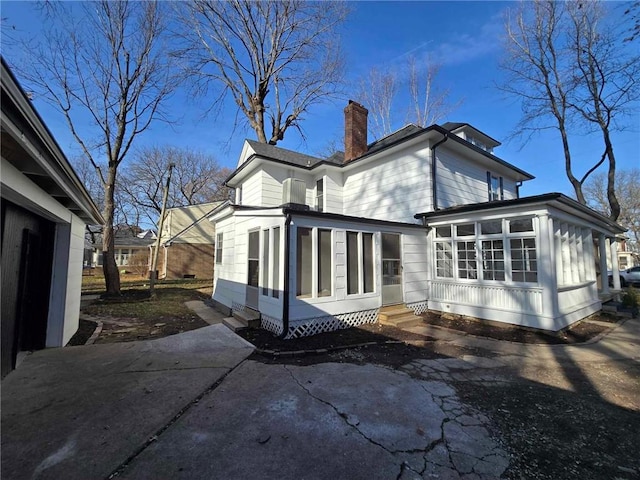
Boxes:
[344,100,368,162]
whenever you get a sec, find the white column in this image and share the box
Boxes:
[598,233,610,294]
[610,237,621,290]
[537,214,558,326]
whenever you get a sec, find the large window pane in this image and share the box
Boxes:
[317,229,332,297]
[456,223,475,236]
[347,231,359,295]
[509,218,533,233]
[296,228,312,297]
[481,220,502,235]
[436,226,451,238]
[363,233,374,293]
[272,228,280,298]
[248,231,259,288]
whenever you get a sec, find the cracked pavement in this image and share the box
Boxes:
[116,360,509,480]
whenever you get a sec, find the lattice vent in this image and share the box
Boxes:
[286,308,379,339]
[231,302,245,314]
[407,301,429,315]
[261,315,283,336]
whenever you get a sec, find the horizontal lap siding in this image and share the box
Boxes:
[342,144,432,223]
[212,216,238,309]
[325,171,343,214]
[241,170,263,206]
[436,148,519,208]
[402,231,429,304]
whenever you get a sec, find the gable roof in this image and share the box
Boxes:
[441,122,501,147]
[226,122,533,186]
[246,139,331,168]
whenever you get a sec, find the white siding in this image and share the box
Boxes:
[342,143,433,223]
[402,230,430,305]
[436,147,519,208]
[324,170,343,214]
[212,210,285,318]
[240,169,264,206]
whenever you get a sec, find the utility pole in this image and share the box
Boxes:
[149,163,175,297]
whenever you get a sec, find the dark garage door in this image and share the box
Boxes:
[1,200,55,378]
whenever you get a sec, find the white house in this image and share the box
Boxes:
[1,58,103,376]
[210,101,625,338]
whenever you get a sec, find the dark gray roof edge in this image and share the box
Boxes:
[1,57,104,224]
[415,193,625,233]
[441,122,501,146]
[226,124,533,185]
[283,208,426,230]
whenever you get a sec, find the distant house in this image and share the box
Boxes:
[210,100,625,339]
[152,202,221,279]
[1,58,103,376]
[90,228,155,272]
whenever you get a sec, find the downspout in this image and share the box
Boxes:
[431,133,449,211]
[516,181,523,199]
[279,213,293,339]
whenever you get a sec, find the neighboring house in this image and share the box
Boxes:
[210,100,625,339]
[1,58,103,376]
[152,202,221,279]
[91,229,156,271]
[614,237,639,270]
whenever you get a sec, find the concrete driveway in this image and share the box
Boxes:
[2,325,508,480]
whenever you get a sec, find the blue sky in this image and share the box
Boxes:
[2,1,639,200]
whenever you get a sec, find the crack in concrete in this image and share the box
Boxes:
[284,363,451,480]
[105,360,247,479]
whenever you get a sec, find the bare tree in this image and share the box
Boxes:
[565,0,640,221]
[502,0,639,216]
[357,56,461,140]
[357,68,397,139]
[176,0,347,145]
[502,1,586,202]
[584,169,640,249]
[15,1,177,294]
[121,146,232,225]
[407,57,461,129]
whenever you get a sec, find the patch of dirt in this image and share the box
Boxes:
[90,314,208,344]
[67,319,98,346]
[421,312,614,344]
[455,375,640,480]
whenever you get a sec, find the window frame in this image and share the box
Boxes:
[215,232,223,265]
[316,178,324,212]
[432,217,538,285]
[346,230,376,296]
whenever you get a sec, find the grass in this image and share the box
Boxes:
[82,272,213,321]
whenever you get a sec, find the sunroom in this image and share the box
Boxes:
[210,204,430,338]
[416,193,626,331]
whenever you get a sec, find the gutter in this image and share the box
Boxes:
[279,213,293,339]
[430,132,449,211]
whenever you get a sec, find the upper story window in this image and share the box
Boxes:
[487,172,503,201]
[316,178,324,212]
[215,233,223,264]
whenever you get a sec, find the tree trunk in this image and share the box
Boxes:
[102,165,121,295]
[604,131,621,221]
[559,121,586,204]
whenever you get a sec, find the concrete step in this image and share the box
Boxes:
[223,317,247,332]
[232,309,261,328]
